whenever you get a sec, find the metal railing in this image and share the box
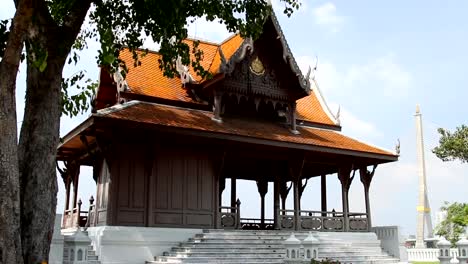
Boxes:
[240,218,275,230]
[218,199,241,229]
[278,209,368,232]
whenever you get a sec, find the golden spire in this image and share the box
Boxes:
[416,104,420,114]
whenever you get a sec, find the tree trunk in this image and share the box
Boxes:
[17,1,91,262]
[0,0,33,263]
[18,52,64,264]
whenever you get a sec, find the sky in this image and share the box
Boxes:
[2,0,468,237]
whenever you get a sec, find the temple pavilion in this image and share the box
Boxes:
[57,14,398,236]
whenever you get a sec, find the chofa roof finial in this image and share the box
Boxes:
[395,139,401,155]
[335,105,341,125]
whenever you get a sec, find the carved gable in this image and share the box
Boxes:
[219,16,309,104]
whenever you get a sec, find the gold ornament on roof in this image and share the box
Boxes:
[250,56,265,75]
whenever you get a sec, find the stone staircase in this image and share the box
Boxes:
[147,230,401,264]
[86,244,101,264]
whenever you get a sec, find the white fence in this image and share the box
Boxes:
[372,226,408,261]
[407,248,459,263]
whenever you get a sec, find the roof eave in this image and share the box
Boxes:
[95,114,398,163]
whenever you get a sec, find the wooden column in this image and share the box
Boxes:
[360,165,377,231]
[293,174,300,230]
[338,165,355,232]
[298,178,308,211]
[70,164,81,209]
[256,179,268,228]
[280,180,291,215]
[289,157,305,230]
[214,153,226,229]
[231,175,237,212]
[321,174,327,216]
[274,173,280,229]
[219,176,225,207]
[65,176,71,211]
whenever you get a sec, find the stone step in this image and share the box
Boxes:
[146,260,284,264]
[150,229,399,264]
[168,252,284,258]
[172,248,285,254]
[153,256,285,263]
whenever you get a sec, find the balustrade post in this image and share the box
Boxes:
[236,199,241,229]
[76,198,82,228]
[85,196,95,229]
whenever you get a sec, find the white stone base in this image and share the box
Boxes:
[86,226,203,264]
[49,214,64,264]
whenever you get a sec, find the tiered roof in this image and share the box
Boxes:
[58,15,397,163]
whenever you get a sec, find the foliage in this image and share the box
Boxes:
[90,0,300,80]
[433,125,468,163]
[47,0,301,118]
[435,202,468,246]
[61,71,97,116]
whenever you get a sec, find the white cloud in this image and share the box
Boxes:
[345,54,412,97]
[312,2,345,32]
[297,56,384,141]
[298,53,412,99]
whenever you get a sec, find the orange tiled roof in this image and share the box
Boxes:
[296,93,335,126]
[118,34,339,128]
[208,34,244,74]
[98,101,396,158]
[119,49,194,103]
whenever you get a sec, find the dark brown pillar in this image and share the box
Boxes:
[289,158,305,230]
[360,165,377,231]
[293,175,300,230]
[231,175,236,212]
[280,180,291,215]
[338,165,354,232]
[65,176,71,211]
[274,173,280,229]
[298,178,308,211]
[71,165,80,209]
[321,174,327,216]
[219,176,225,207]
[215,174,220,229]
[257,179,268,228]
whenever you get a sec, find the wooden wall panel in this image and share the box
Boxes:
[149,147,216,228]
[96,159,110,225]
[114,144,148,226]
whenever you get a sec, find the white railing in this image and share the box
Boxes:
[407,248,459,263]
[373,226,407,261]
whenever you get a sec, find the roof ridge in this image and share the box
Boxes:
[311,79,339,126]
[207,47,221,74]
[185,36,221,46]
[220,33,241,45]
